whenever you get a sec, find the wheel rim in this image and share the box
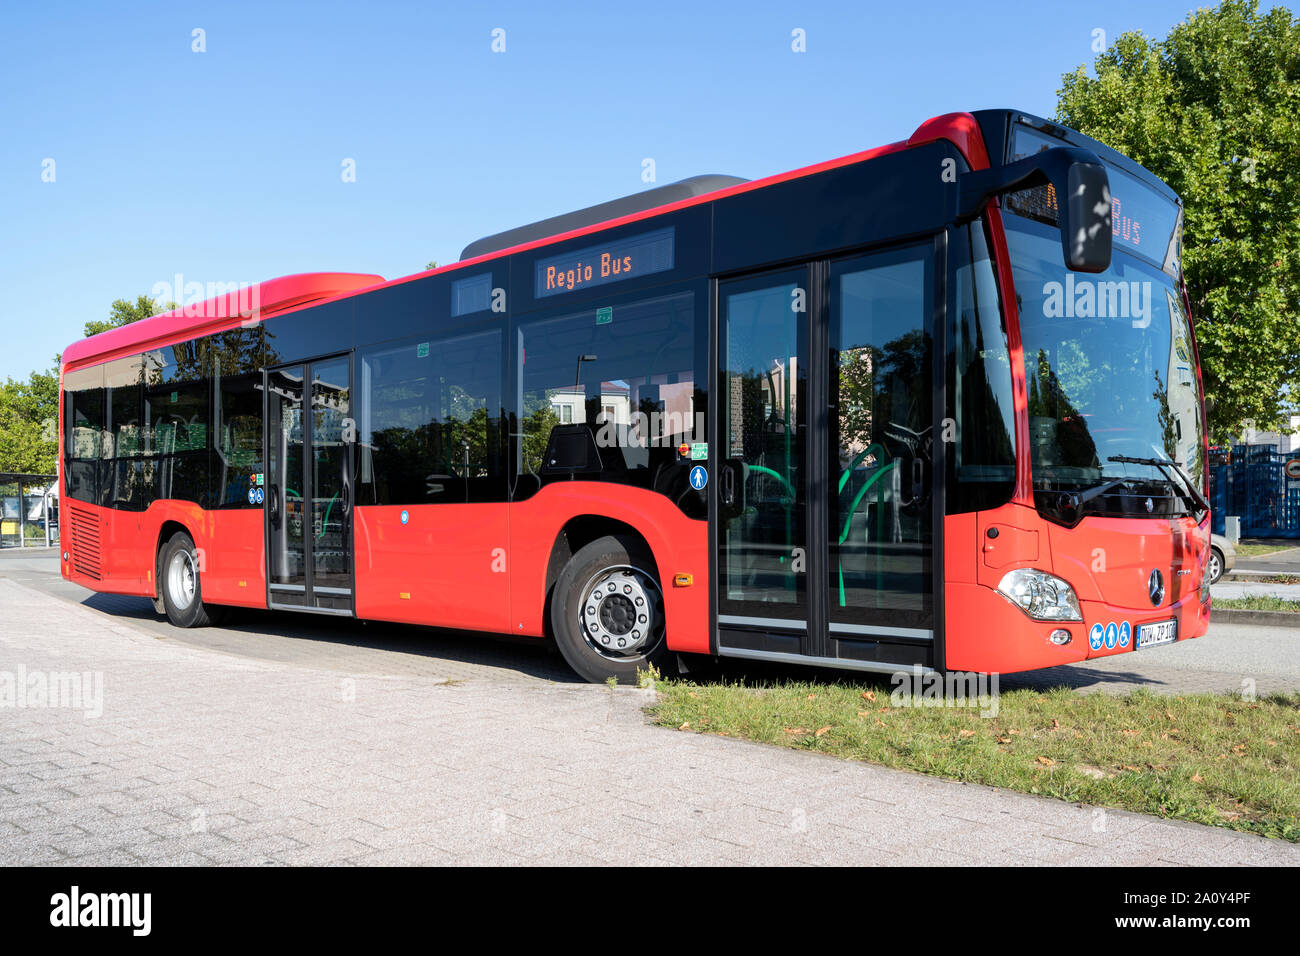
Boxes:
[1207,552,1222,583]
[166,549,197,610]
[577,565,663,661]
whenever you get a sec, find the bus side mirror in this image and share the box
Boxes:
[958,146,1113,274]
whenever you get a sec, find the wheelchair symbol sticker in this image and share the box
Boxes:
[689,465,707,490]
[248,487,265,505]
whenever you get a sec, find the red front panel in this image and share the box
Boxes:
[945,506,1210,673]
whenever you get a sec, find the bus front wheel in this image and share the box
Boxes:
[159,531,226,628]
[550,535,671,684]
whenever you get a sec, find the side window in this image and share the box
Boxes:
[211,328,266,509]
[946,221,1016,514]
[143,343,210,507]
[63,366,105,504]
[103,356,144,510]
[515,289,701,511]
[359,329,506,505]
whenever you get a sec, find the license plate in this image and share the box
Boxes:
[1137,619,1177,648]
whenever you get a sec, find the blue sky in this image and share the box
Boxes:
[0,0,1280,381]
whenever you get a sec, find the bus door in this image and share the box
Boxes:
[715,241,939,669]
[265,354,355,614]
[716,267,812,651]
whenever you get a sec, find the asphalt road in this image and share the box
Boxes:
[1232,541,1300,575]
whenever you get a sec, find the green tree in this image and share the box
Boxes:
[0,366,59,473]
[0,292,178,473]
[83,294,168,338]
[1056,0,1300,439]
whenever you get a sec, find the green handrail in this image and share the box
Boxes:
[837,462,896,544]
[838,443,887,494]
[747,464,796,501]
[278,485,339,542]
[836,449,896,608]
[318,493,340,540]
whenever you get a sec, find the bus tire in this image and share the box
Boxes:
[159,531,223,628]
[550,535,671,684]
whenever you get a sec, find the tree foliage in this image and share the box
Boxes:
[0,366,59,474]
[83,294,166,338]
[0,295,171,473]
[1056,0,1300,439]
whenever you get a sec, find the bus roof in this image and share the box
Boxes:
[62,112,994,372]
[459,175,750,261]
[61,272,384,369]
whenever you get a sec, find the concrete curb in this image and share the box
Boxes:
[1212,608,1300,628]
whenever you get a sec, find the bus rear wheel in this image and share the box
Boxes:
[550,535,670,684]
[159,531,225,628]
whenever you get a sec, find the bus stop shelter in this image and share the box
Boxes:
[0,473,58,549]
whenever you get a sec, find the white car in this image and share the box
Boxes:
[1207,534,1236,585]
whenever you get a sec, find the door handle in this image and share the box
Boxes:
[268,484,280,524]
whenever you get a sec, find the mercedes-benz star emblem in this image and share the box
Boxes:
[1148,568,1165,606]
[1144,497,1154,513]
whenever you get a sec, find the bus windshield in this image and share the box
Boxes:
[1003,210,1206,524]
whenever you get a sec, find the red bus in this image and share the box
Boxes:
[59,109,1212,683]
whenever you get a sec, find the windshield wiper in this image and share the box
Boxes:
[1107,455,1210,514]
[1069,477,1132,509]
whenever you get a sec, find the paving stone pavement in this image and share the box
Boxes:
[1,576,1297,866]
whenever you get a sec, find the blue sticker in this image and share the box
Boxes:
[689,465,708,490]
[1088,623,1104,650]
[1118,621,1132,648]
[400,510,409,525]
[1104,622,1119,649]
[254,487,265,504]
[248,487,258,505]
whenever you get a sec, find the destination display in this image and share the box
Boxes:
[535,227,675,298]
[1006,125,1181,269]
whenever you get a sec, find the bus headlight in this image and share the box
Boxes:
[997,569,1083,622]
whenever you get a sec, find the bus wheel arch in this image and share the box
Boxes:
[544,516,663,612]
[546,519,671,684]
[152,520,191,613]
[155,523,225,627]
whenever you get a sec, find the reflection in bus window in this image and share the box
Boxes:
[829,249,933,627]
[359,330,505,505]
[516,291,699,506]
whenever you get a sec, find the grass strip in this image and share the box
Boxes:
[651,682,1300,841]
